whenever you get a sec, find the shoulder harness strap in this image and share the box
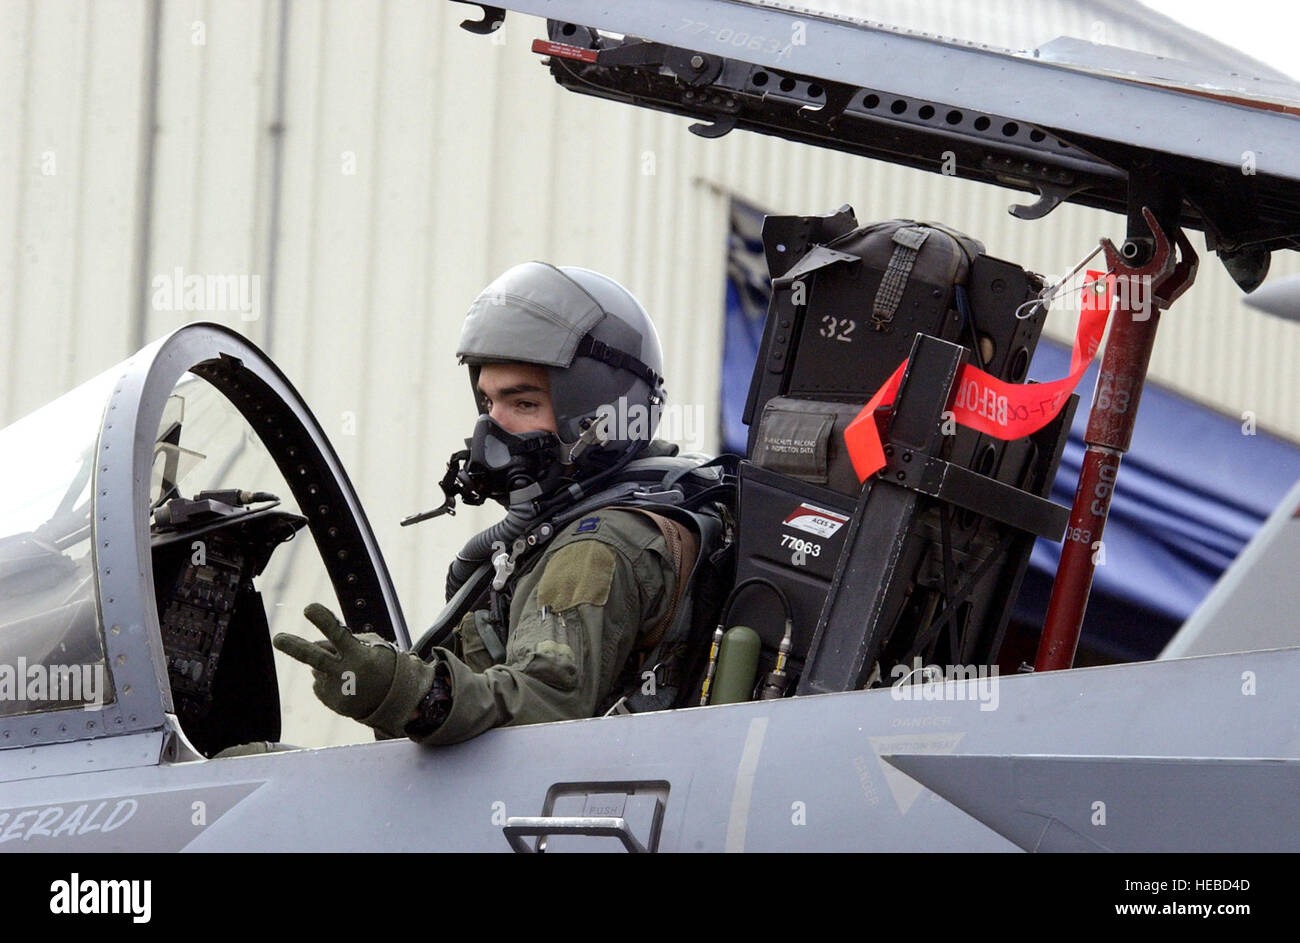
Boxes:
[607,506,699,652]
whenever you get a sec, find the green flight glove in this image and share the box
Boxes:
[273,603,438,739]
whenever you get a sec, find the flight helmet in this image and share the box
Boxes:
[456,262,666,488]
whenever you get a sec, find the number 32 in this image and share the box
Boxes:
[819,316,855,342]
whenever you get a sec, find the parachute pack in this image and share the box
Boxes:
[732,207,1074,694]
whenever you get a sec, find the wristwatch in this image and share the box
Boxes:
[404,661,453,739]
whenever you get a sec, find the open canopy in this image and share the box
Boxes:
[472,0,1300,289]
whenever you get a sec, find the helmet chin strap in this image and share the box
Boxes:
[533,438,644,518]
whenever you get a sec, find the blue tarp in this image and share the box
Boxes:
[719,197,1300,660]
[1016,338,1300,659]
[721,198,771,455]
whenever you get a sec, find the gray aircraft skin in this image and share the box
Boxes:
[2,0,1299,853]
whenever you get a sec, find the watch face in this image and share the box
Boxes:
[407,671,452,739]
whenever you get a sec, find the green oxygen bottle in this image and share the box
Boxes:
[711,625,762,705]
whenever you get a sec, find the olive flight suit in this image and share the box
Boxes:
[412,508,677,744]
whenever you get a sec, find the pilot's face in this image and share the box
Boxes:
[476,363,558,436]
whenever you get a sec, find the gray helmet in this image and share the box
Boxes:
[456,262,666,463]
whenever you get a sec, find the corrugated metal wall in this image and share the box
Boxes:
[3,0,1298,744]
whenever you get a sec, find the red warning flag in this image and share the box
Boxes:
[844,298,1111,481]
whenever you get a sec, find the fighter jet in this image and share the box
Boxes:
[1,0,1298,852]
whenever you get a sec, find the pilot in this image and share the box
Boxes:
[273,263,682,743]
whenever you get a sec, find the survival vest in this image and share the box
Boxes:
[413,452,738,714]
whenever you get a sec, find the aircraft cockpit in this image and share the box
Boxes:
[0,324,408,762]
[144,379,309,758]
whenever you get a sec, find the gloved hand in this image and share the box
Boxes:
[273,603,438,739]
